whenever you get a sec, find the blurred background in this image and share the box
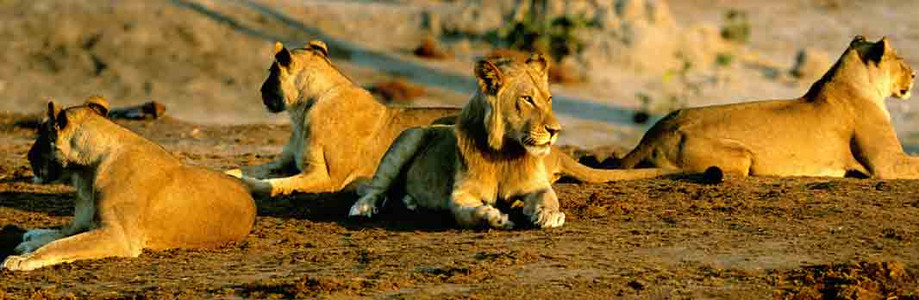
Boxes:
[1,0,917,150]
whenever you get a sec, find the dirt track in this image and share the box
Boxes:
[0,114,916,299]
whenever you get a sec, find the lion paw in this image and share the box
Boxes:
[402,195,418,211]
[349,193,384,218]
[479,206,514,230]
[2,255,39,271]
[531,209,565,228]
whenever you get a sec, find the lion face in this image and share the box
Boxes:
[28,97,110,184]
[850,36,915,100]
[888,53,915,100]
[475,54,560,156]
[28,110,65,184]
[259,41,331,113]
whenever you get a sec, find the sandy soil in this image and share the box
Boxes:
[0,114,917,298]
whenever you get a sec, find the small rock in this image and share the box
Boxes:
[627,279,646,291]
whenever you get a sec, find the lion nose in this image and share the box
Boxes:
[546,125,561,137]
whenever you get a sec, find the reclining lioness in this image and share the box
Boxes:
[349,55,675,229]
[225,41,460,197]
[2,97,256,271]
[620,36,917,178]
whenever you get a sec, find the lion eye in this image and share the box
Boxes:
[547,96,553,103]
[522,96,535,106]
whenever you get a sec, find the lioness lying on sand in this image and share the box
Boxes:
[225,41,459,197]
[620,36,917,178]
[2,97,256,271]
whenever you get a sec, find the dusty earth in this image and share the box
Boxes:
[0,114,917,298]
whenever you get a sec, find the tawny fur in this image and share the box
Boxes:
[620,36,917,179]
[2,97,255,271]
[349,55,675,229]
[225,41,460,197]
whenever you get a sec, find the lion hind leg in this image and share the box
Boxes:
[2,228,141,271]
[350,128,429,218]
[678,136,754,176]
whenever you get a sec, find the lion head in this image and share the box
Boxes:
[846,36,915,100]
[461,53,561,156]
[259,40,333,113]
[28,96,110,184]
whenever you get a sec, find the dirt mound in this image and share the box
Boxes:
[775,262,919,299]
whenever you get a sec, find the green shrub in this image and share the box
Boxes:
[487,11,593,62]
[720,9,751,44]
[715,52,734,67]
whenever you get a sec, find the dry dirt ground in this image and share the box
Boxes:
[0,114,917,299]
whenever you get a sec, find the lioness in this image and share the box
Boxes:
[2,97,256,271]
[225,41,460,196]
[349,55,674,229]
[620,36,917,178]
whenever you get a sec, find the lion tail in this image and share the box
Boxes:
[555,151,678,183]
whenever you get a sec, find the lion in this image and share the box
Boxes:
[2,97,256,271]
[224,41,461,196]
[619,36,917,179]
[349,54,676,229]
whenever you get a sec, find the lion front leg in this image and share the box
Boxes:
[242,167,334,198]
[225,152,296,179]
[15,195,95,254]
[521,189,565,229]
[449,190,514,230]
[2,228,142,271]
[350,128,430,218]
[14,229,64,254]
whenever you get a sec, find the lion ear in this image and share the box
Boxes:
[308,40,329,58]
[47,100,67,129]
[475,59,503,95]
[849,35,867,47]
[46,100,59,125]
[878,37,892,54]
[275,42,293,67]
[525,53,550,78]
[85,96,110,117]
[863,37,889,65]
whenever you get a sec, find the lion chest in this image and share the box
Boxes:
[469,159,551,204]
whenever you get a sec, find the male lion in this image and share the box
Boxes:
[2,97,256,271]
[349,55,674,229]
[225,41,460,196]
[620,36,917,178]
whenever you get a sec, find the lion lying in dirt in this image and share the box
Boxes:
[620,36,917,178]
[349,55,674,229]
[225,41,460,196]
[2,97,255,271]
